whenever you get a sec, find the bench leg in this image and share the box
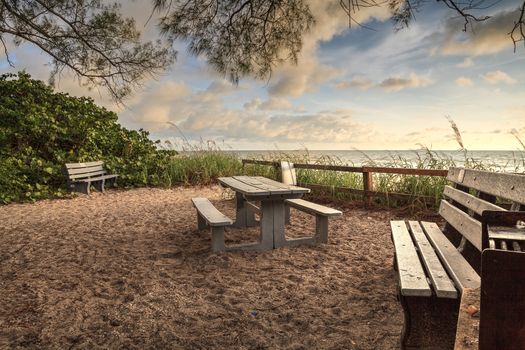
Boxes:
[93,179,105,193]
[197,213,207,230]
[284,204,290,225]
[73,182,90,195]
[315,215,329,244]
[210,226,226,252]
[399,289,459,350]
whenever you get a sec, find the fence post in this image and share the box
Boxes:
[363,170,373,206]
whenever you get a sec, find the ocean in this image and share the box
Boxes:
[231,150,525,171]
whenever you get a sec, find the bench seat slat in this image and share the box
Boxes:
[69,170,108,179]
[420,222,481,294]
[191,197,232,227]
[443,185,506,216]
[439,200,482,251]
[408,221,458,299]
[73,174,118,182]
[391,221,431,297]
[285,199,342,217]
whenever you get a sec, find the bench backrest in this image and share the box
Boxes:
[440,167,525,252]
[65,161,107,180]
[442,168,525,348]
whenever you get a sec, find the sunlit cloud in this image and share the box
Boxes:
[455,77,474,87]
[481,70,517,85]
[336,73,434,92]
[243,97,292,111]
[336,76,374,90]
[378,73,434,92]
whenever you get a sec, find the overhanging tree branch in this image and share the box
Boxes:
[0,0,175,102]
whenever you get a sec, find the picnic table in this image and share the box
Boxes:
[218,176,310,251]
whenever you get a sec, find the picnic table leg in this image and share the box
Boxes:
[233,192,257,228]
[271,200,286,248]
[233,192,247,228]
[259,200,276,250]
[245,202,258,227]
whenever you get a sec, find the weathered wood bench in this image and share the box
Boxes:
[284,199,342,243]
[191,197,233,252]
[391,167,525,349]
[65,161,118,194]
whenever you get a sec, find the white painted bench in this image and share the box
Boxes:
[65,161,118,194]
[285,199,342,243]
[191,197,233,252]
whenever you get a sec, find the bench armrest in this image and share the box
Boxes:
[481,210,525,226]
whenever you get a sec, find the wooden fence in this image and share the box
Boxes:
[241,159,449,205]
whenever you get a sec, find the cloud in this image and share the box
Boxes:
[243,97,292,111]
[378,73,433,92]
[336,76,374,90]
[243,98,262,112]
[456,57,474,68]
[481,70,517,84]
[431,7,520,56]
[121,79,379,144]
[455,77,474,87]
[336,73,433,92]
[266,2,391,97]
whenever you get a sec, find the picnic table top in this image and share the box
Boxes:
[218,176,310,197]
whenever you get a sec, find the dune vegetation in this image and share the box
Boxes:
[1,73,523,206]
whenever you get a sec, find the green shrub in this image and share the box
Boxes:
[0,72,174,203]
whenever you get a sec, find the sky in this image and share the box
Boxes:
[1,0,525,151]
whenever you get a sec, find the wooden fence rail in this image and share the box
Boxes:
[241,159,449,205]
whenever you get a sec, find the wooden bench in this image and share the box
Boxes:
[390,167,525,349]
[280,161,342,244]
[285,199,342,243]
[65,161,118,194]
[191,197,233,252]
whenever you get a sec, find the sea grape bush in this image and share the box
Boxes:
[0,72,174,203]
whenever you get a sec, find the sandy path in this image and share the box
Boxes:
[0,186,407,349]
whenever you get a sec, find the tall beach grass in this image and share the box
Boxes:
[152,122,525,209]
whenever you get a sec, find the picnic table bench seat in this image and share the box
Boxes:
[279,161,343,244]
[391,167,525,350]
[192,197,233,252]
[284,198,342,244]
[65,160,118,194]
